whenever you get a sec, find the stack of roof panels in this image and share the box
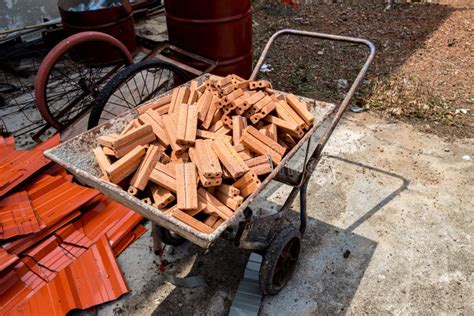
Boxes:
[0,135,146,315]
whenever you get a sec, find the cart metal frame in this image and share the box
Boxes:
[45,28,375,293]
[235,29,376,251]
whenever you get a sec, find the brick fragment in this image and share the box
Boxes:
[286,94,314,126]
[138,109,170,146]
[150,183,175,209]
[130,144,162,191]
[176,104,198,146]
[176,162,198,210]
[211,138,249,178]
[105,145,146,184]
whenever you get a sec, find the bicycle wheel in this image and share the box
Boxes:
[87,59,190,129]
[35,31,133,130]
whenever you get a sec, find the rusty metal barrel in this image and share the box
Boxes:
[164,0,253,78]
[57,0,136,54]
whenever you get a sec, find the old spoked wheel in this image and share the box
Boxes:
[259,227,301,295]
[87,59,190,129]
[35,31,133,130]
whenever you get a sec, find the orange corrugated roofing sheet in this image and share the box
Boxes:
[0,134,61,197]
[32,134,60,151]
[42,163,74,182]
[0,150,52,197]
[0,270,32,312]
[0,136,15,156]
[4,210,81,255]
[55,223,94,253]
[0,175,98,241]
[0,136,15,146]
[0,248,18,272]
[26,235,78,275]
[73,196,144,246]
[26,175,99,227]
[113,224,147,256]
[0,191,45,240]
[1,236,128,315]
[106,208,143,248]
[0,135,144,314]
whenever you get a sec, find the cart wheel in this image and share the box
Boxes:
[35,31,133,130]
[259,226,301,295]
[159,226,186,246]
[87,59,190,129]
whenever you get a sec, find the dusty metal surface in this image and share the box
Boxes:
[45,74,336,248]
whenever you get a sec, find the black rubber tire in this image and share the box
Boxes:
[259,226,301,295]
[88,59,190,129]
[159,226,186,246]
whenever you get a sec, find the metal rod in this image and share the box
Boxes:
[299,180,308,234]
[251,29,376,236]
[251,29,376,155]
[152,223,164,255]
[0,18,62,35]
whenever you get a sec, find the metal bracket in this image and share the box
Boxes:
[273,166,302,187]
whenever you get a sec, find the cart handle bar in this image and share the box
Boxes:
[251,29,376,154]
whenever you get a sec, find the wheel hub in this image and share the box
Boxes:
[273,237,300,289]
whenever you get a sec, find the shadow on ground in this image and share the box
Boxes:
[144,156,409,315]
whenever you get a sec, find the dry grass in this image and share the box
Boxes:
[365,74,473,137]
[253,1,473,139]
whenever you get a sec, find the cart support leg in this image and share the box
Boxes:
[299,183,308,235]
[152,223,163,255]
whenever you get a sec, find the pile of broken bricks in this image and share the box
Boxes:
[94,74,315,235]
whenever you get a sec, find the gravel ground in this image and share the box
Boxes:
[252,0,473,138]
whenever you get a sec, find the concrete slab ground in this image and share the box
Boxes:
[96,112,473,315]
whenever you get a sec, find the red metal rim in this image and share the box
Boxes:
[35,31,133,130]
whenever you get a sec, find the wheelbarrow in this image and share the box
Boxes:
[44,29,375,295]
